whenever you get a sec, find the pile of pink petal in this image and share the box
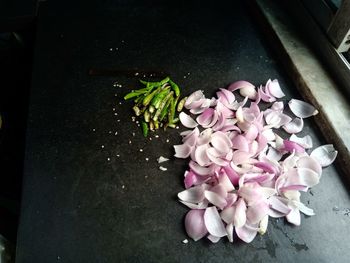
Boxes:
[174,80,338,244]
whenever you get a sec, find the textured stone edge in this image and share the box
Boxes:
[250,0,350,180]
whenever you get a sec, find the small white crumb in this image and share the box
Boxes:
[121,40,125,43]
[113,83,117,87]
[119,102,122,105]
[137,124,140,127]
[114,112,118,116]
[187,72,190,75]
[92,128,96,132]
[145,158,149,161]
[129,140,132,144]
[122,185,125,189]
[116,154,120,157]
[155,135,159,138]
[166,139,170,143]
[149,137,152,141]
[117,119,121,122]
[113,108,116,111]
[183,76,187,79]
[109,48,113,51]
[109,131,112,134]
[145,175,148,179]
[115,131,118,135]
[132,132,135,136]
[116,47,119,50]
[159,166,167,171]
[132,117,136,122]
[135,120,139,124]
[143,74,146,78]
[107,158,110,161]
[101,145,105,148]
[114,94,118,97]
[182,239,189,244]
[176,126,179,129]
[139,149,143,152]
[157,156,169,163]
[135,72,139,76]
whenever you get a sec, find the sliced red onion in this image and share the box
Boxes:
[194,144,211,166]
[271,101,284,112]
[196,108,216,128]
[197,128,213,145]
[206,147,229,166]
[246,201,269,224]
[227,80,255,92]
[290,134,313,148]
[266,79,285,98]
[218,88,236,104]
[286,205,301,226]
[204,207,227,237]
[178,185,205,203]
[210,183,227,198]
[226,223,234,242]
[204,190,227,210]
[189,161,215,176]
[310,144,338,167]
[292,200,315,216]
[210,131,232,154]
[185,90,205,109]
[223,165,240,186]
[283,117,304,134]
[283,140,305,153]
[258,85,276,103]
[218,171,235,192]
[258,214,269,235]
[288,99,319,118]
[237,183,263,206]
[174,144,192,158]
[226,193,238,207]
[234,198,247,228]
[185,209,208,241]
[297,156,322,176]
[180,200,209,209]
[220,206,235,224]
[235,222,258,243]
[268,196,291,215]
[179,112,198,128]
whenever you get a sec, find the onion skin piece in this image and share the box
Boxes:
[185,209,208,241]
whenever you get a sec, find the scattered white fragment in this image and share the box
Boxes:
[159,166,168,171]
[119,102,122,105]
[132,117,136,122]
[109,131,112,134]
[101,145,105,149]
[109,48,113,51]
[132,132,135,136]
[129,140,132,144]
[116,154,120,157]
[122,185,125,189]
[176,126,179,129]
[157,156,169,163]
[114,94,118,97]
[149,137,152,141]
[113,83,117,87]
[135,72,139,76]
[136,120,139,124]
[115,131,118,135]
[145,158,149,161]
[182,239,189,244]
[92,128,96,132]
[140,149,143,152]
[107,158,110,161]
[117,119,121,122]
[114,113,118,116]
[155,135,159,138]
[166,139,170,143]
[113,108,116,111]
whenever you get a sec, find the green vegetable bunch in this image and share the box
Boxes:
[124,77,187,137]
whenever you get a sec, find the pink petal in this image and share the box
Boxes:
[288,99,319,118]
[196,108,216,127]
[223,165,240,186]
[266,79,285,98]
[234,198,247,228]
[174,144,192,158]
[244,124,259,142]
[218,88,236,104]
[310,144,338,167]
[178,185,205,203]
[204,207,227,237]
[185,209,208,241]
[227,80,255,94]
[218,172,235,192]
[258,85,276,103]
[271,101,284,112]
[184,170,210,189]
[221,206,235,224]
[283,118,304,134]
[231,135,249,152]
[179,112,198,128]
[235,222,258,243]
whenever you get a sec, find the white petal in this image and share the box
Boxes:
[288,99,319,118]
[204,207,227,237]
[179,112,198,128]
[310,144,338,167]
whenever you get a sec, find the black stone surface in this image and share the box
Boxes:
[16,0,350,262]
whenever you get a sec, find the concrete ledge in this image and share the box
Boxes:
[251,0,350,179]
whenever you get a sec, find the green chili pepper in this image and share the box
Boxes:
[141,121,149,137]
[168,79,180,97]
[139,76,170,88]
[153,91,174,121]
[124,91,142,100]
[159,97,173,122]
[152,87,171,109]
[144,110,151,122]
[142,86,161,106]
[177,96,187,112]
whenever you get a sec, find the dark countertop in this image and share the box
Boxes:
[16,0,350,262]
